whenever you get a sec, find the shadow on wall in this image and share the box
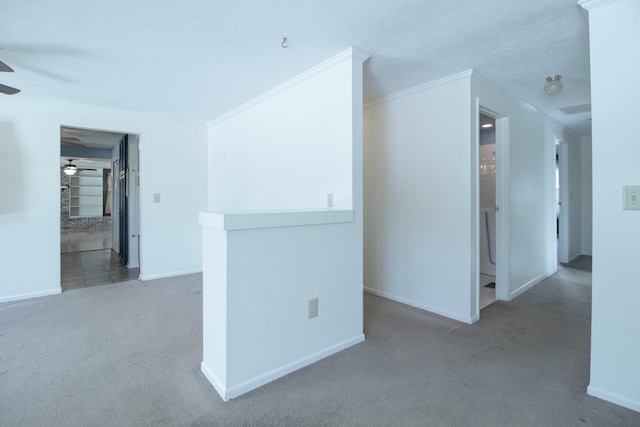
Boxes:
[0,122,23,214]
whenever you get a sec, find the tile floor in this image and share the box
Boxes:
[61,230,112,253]
[61,229,139,291]
[61,250,140,291]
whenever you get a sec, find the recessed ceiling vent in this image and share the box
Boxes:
[559,103,591,115]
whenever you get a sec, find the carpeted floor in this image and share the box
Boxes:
[1,264,638,426]
[561,255,592,273]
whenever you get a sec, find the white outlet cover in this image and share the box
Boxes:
[308,298,318,319]
[623,186,640,210]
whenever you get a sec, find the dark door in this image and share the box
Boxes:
[118,135,129,266]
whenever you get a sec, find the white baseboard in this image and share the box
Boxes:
[0,288,61,304]
[200,362,228,402]
[588,384,640,413]
[203,334,365,401]
[139,268,202,281]
[509,273,549,300]
[364,286,473,324]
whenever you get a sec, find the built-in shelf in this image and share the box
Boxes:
[68,169,103,218]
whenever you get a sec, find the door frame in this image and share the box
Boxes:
[472,99,510,320]
[557,138,570,264]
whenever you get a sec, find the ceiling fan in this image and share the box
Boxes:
[62,159,97,176]
[0,49,20,95]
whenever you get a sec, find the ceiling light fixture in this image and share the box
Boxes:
[544,74,563,96]
[481,123,493,128]
[63,164,77,175]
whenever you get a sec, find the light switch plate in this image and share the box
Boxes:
[308,298,318,319]
[623,186,640,210]
[153,193,161,203]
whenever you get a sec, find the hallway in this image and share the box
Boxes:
[61,250,139,291]
[61,230,138,291]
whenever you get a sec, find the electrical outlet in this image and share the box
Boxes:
[623,186,640,210]
[308,298,318,319]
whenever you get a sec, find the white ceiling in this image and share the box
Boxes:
[1,0,591,135]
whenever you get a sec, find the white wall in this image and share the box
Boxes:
[479,142,496,209]
[0,97,207,302]
[580,135,593,256]
[364,71,475,323]
[479,142,497,276]
[471,74,567,300]
[208,51,356,212]
[363,70,568,323]
[566,139,584,261]
[581,0,640,412]
[202,48,367,400]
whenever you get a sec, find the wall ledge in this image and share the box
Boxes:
[200,209,353,231]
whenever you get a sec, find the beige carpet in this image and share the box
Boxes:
[0,266,638,426]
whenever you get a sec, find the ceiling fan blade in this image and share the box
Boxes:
[62,136,81,142]
[61,139,86,147]
[0,83,20,95]
[0,60,14,72]
[78,168,98,171]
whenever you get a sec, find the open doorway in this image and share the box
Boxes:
[479,112,497,309]
[60,126,140,291]
[556,137,569,264]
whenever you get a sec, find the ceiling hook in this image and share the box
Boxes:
[281,37,288,48]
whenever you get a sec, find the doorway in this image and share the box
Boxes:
[478,112,497,309]
[556,138,569,264]
[59,126,140,291]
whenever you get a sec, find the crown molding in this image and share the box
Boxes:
[471,71,539,113]
[578,0,621,11]
[208,47,371,126]
[364,69,473,107]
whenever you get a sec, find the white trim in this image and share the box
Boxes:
[200,362,228,402]
[471,97,481,321]
[473,73,540,115]
[0,288,61,304]
[199,209,353,231]
[495,115,510,301]
[138,269,202,282]
[364,287,474,324]
[558,142,570,264]
[587,385,640,412]
[208,47,370,126]
[206,334,365,401]
[365,69,473,107]
[508,273,549,301]
[578,0,621,11]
